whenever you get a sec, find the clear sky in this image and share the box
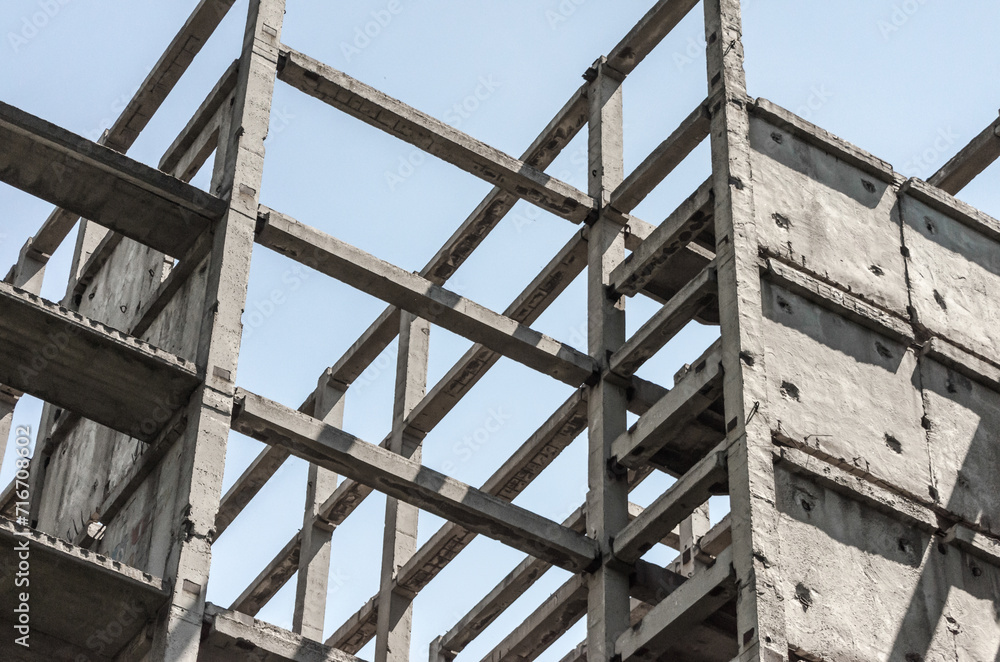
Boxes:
[1,1,999,660]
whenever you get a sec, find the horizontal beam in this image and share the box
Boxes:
[611,178,714,297]
[256,207,596,386]
[616,547,736,662]
[613,442,728,564]
[325,389,589,653]
[232,389,600,573]
[927,111,1000,195]
[203,604,360,662]
[0,101,225,257]
[611,340,724,469]
[610,261,717,378]
[609,101,711,216]
[0,281,201,442]
[276,47,595,224]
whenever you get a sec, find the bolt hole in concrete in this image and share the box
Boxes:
[777,296,793,314]
[869,264,884,276]
[933,290,947,310]
[772,212,791,229]
[924,216,937,234]
[861,178,877,194]
[770,131,783,144]
[780,381,800,401]
[794,583,814,611]
[884,433,903,454]
[898,538,913,554]
[875,341,893,359]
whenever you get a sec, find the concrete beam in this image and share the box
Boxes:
[611,340,724,469]
[605,0,701,76]
[231,532,303,616]
[0,101,226,257]
[609,262,717,378]
[276,47,595,224]
[256,208,596,386]
[610,178,714,298]
[325,389,589,654]
[615,547,736,662]
[928,111,1000,195]
[203,604,361,662]
[232,389,600,573]
[609,102,711,216]
[0,281,201,442]
[612,442,728,564]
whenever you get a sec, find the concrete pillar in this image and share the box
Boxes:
[0,388,17,478]
[703,0,789,658]
[679,504,710,578]
[584,57,630,662]
[11,238,46,293]
[374,311,430,662]
[292,382,345,639]
[148,0,286,659]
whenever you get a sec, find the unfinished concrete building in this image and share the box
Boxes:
[1,0,999,660]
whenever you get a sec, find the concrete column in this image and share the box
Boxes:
[293,382,345,639]
[0,388,17,478]
[374,311,430,662]
[584,58,630,662]
[148,0,286,659]
[679,504,710,578]
[703,0,789,658]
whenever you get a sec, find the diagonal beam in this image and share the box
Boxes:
[609,261,717,378]
[616,548,736,662]
[0,281,201,442]
[232,389,600,573]
[928,111,1000,195]
[325,389,589,653]
[612,340,724,469]
[0,101,226,257]
[230,533,303,615]
[276,47,595,224]
[610,178,714,297]
[255,208,596,386]
[612,442,728,564]
[609,101,711,216]
[606,0,701,75]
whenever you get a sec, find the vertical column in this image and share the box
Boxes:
[148,0,285,659]
[703,0,788,659]
[584,57,630,662]
[374,311,430,662]
[679,504,710,577]
[293,382,345,639]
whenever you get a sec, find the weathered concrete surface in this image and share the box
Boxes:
[749,114,909,317]
[774,465,1000,662]
[761,279,931,500]
[0,518,169,660]
[921,357,1000,538]
[901,189,1000,366]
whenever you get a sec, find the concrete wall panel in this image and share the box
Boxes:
[761,280,931,500]
[776,465,1000,662]
[921,357,1000,538]
[901,194,1000,366]
[749,117,908,316]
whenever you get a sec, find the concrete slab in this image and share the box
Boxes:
[0,518,168,660]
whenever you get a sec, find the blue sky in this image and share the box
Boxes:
[2,1,999,660]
